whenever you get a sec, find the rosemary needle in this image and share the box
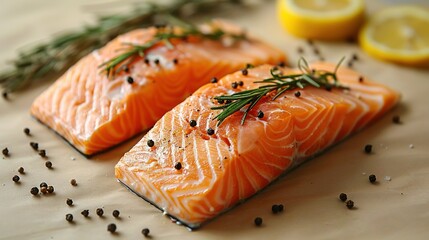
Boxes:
[211,58,349,126]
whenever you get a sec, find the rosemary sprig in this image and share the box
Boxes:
[211,58,349,126]
[0,0,254,93]
[100,17,247,76]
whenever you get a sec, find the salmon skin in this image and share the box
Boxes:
[30,20,286,156]
[115,63,400,229]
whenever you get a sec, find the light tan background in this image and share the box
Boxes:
[1,0,429,239]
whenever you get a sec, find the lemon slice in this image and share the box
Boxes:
[277,0,365,41]
[359,6,429,67]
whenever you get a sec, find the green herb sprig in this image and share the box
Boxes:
[211,58,349,126]
[100,17,247,77]
[0,0,254,93]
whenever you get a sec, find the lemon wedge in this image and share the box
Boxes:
[359,6,429,67]
[277,0,365,41]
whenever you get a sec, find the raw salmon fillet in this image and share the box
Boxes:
[30,20,286,156]
[115,63,400,228]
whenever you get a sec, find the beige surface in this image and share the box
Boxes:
[1,1,429,239]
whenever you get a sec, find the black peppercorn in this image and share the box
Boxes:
[142,228,150,237]
[2,91,8,99]
[40,182,48,188]
[123,66,130,73]
[325,85,332,91]
[47,185,54,193]
[30,187,39,195]
[369,174,377,183]
[66,214,73,222]
[66,198,73,206]
[39,149,46,158]
[211,77,218,83]
[307,39,314,45]
[313,48,320,55]
[24,128,30,136]
[144,58,150,64]
[96,208,104,217]
[207,128,214,135]
[18,167,25,174]
[189,120,197,127]
[257,110,264,119]
[30,142,39,150]
[241,68,248,76]
[238,81,244,86]
[278,204,284,212]
[107,223,117,233]
[358,76,364,82]
[127,76,134,84]
[70,179,77,186]
[346,200,354,209]
[147,139,154,147]
[2,147,9,156]
[217,99,224,104]
[254,217,263,226]
[174,162,182,170]
[231,82,238,89]
[12,175,20,183]
[297,47,304,54]
[112,210,120,218]
[271,204,280,214]
[154,59,160,65]
[364,144,372,154]
[347,61,353,68]
[295,91,301,97]
[40,187,48,194]
[45,161,52,169]
[173,58,179,65]
[339,193,347,202]
[81,210,89,217]
[392,115,401,124]
[352,53,359,61]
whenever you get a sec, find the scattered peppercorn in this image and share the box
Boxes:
[2,91,8,99]
[144,58,150,64]
[241,68,248,76]
[81,210,89,217]
[297,47,304,54]
[30,142,39,150]
[70,179,77,186]
[127,76,134,84]
[272,204,280,214]
[23,128,31,136]
[226,99,232,104]
[369,174,377,183]
[307,39,314,45]
[339,193,347,202]
[295,91,301,97]
[173,58,179,64]
[96,208,104,217]
[40,182,48,188]
[154,59,160,65]
[325,85,332,91]
[238,81,244,86]
[39,149,46,158]
[12,175,20,183]
[189,120,197,127]
[364,144,372,154]
[278,204,284,212]
[65,214,73,222]
[174,162,182,170]
[2,147,9,156]
[147,139,154,148]
[347,61,353,68]
[319,56,325,61]
[45,161,53,169]
[207,128,214,136]
[123,66,130,73]
[66,198,73,206]
[231,82,238,89]
[217,99,224,104]
[142,228,150,237]
[257,110,264,119]
[346,200,354,209]
[30,187,39,195]
[352,53,359,61]
[358,76,364,82]
[392,115,401,124]
[254,217,263,226]
[210,77,218,83]
[47,185,54,193]
[313,48,320,55]
[40,186,48,194]
[18,167,25,174]
[107,223,117,233]
[112,210,120,218]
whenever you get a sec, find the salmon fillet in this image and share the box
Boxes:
[115,63,400,228]
[30,20,286,156]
